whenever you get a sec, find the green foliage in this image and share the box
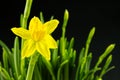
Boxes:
[0,0,115,80]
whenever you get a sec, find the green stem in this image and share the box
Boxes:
[20,0,33,78]
[26,53,39,80]
[64,63,69,80]
[22,0,33,29]
[57,60,68,80]
[21,0,33,48]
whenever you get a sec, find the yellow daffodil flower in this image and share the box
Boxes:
[11,16,59,60]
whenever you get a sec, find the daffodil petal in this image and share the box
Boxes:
[36,42,50,60]
[29,16,43,32]
[44,19,59,34]
[43,34,57,48]
[11,27,30,39]
[22,39,36,59]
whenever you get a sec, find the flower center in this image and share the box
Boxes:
[31,30,46,41]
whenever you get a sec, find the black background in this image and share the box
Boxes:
[0,1,120,80]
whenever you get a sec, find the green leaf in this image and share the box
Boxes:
[50,16,54,20]
[51,40,60,68]
[0,40,15,77]
[13,37,20,78]
[42,56,55,80]
[20,14,24,27]
[83,67,101,80]
[105,66,115,74]
[85,27,95,57]
[75,47,85,80]
[0,40,11,55]
[68,37,74,53]
[0,66,11,80]
[33,64,42,80]
[85,52,92,73]
[99,55,114,78]
[90,44,115,80]
[57,60,69,80]
[95,44,115,68]
[69,49,76,67]
[2,48,9,72]
[40,12,44,23]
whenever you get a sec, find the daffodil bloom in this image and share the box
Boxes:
[11,16,59,60]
